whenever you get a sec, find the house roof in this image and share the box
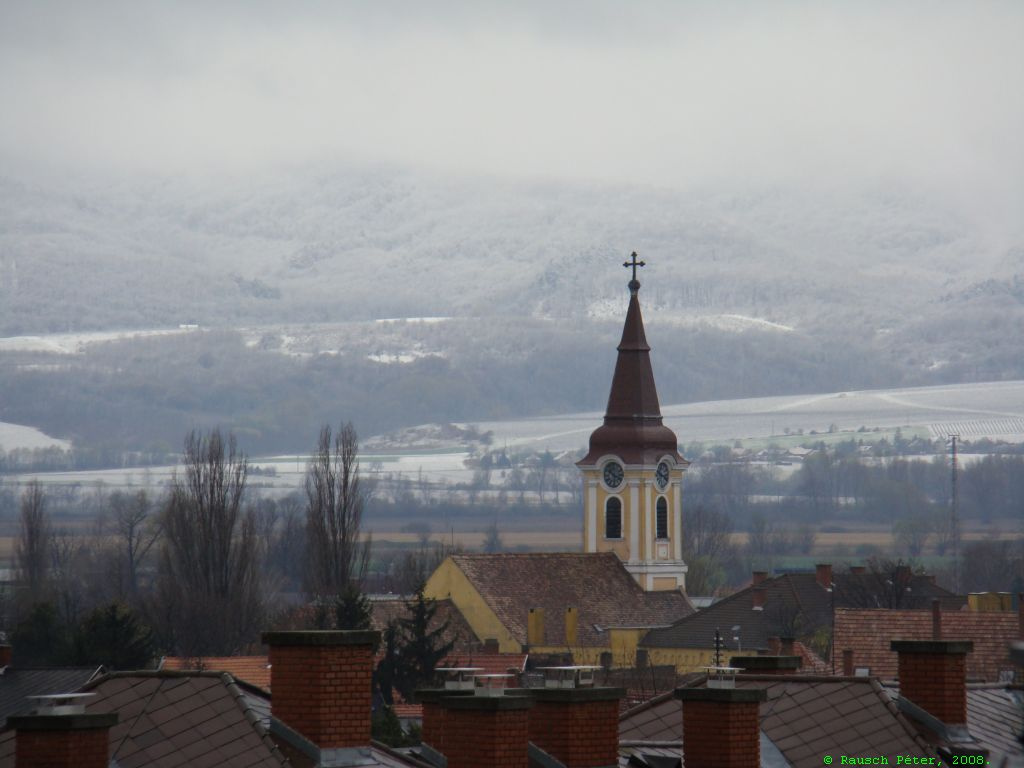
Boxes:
[0,670,429,768]
[619,675,935,768]
[0,666,104,721]
[579,275,685,466]
[642,570,959,651]
[834,607,1018,681]
[964,684,1024,761]
[447,553,693,647]
[0,671,288,768]
[160,655,271,690]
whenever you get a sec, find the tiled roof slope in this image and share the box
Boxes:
[834,607,1018,681]
[620,675,934,768]
[642,571,959,651]
[965,685,1024,760]
[0,670,429,768]
[448,553,693,647]
[160,656,271,690]
[0,667,104,721]
[0,671,288,768]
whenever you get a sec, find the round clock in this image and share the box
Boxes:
[603,461,624,489]
[655,461,670,490]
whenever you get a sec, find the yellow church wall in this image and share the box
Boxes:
[646,647,719,674]
[609,628,647,663]
[423,558,522,653]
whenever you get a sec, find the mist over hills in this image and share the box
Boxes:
[1,166,1022,453]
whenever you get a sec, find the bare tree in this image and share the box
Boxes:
[305,423,371,627]
[158,429,265,656]
[16,481,51,601]
[49,528,85,626]
[110,490,161,598]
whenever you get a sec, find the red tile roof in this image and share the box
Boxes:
[834,607,1019,681]
[0,671,288,768]
[160,655,271,690]
[620,675,936,767]
[445,553,692,648]
[643,570,959,652]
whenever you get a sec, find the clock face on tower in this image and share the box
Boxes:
[603,461,624,489]
[656,461,670,490]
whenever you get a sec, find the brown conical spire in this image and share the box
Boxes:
[579,264,684,466]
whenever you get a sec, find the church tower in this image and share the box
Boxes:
[577,253,689,592]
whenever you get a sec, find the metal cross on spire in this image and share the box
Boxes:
[623,251,646,290]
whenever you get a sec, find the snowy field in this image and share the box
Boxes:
[467,380,1024,453]
[5,380,1023,497]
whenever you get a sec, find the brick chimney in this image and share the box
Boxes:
[0,643,11,668]
[440,695,533,768]
[842,649,854,676]
[752,570,768,585]
[262,630,379,750]
[891,640,973,724]
[932,599,942,640]
[731,655,801,675]
[779,636,795,656]
[675,687,767,768]
[815,563,832,590]
[751,586,766,610]
[9,702,117,768]
[528,686,625,768]
[419,688,475,757]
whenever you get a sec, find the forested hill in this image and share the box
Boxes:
[1,168,1020,339]
[1,167,1023,454]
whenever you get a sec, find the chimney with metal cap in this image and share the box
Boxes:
[9,693,117,768]
[528,667,624,768]
[439,673,533,768]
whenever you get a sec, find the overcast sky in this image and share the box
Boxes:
[1,1,1022,208]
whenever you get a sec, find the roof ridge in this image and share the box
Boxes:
[869,676,936,756]
[221,672,291,767]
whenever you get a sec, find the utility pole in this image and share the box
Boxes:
[949,434,961,594]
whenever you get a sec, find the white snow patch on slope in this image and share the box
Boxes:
[0,422,71,451]
[0,328,197,354]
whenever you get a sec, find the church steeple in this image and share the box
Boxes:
[580,254,684,467]
[577,253,689,593]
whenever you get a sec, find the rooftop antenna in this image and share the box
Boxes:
[949,434,961,594]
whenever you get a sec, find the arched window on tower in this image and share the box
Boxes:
[605,496,622,539]
[656,496,668,540]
